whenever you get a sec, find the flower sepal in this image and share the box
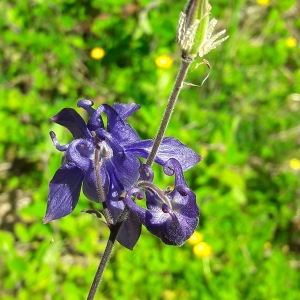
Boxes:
[176,0,228,59]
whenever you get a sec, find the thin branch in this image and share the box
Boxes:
[92,131,113,225]
[87,208,128,300]
[146,57,193,166]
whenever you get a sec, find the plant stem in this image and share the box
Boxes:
[88,54,193,300]
[87,208,127,300]
[146,57,193,166]
[92,131,113,225]
[87,133,128,300]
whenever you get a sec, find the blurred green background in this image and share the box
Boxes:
[1,0,300,299]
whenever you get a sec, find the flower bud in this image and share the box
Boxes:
[176,0,228,59]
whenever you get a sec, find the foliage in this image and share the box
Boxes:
[0,0,299,299]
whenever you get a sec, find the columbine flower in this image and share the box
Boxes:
[124,159,200,246]
[176,0,228,59]
[44,100,201,249]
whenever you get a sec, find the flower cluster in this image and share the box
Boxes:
[44,101,201,249]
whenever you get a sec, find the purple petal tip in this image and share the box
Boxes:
[49,116,57,122]
[42,216,51,224]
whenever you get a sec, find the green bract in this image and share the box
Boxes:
[176,0,229,58]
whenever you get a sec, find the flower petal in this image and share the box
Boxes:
[43,164,84,223]
[170,188,200,219]
[97,129,140,190]
[94,104,140,145]
[77,99,96,117]
[66,139,94,172]
[125,160,200,246]
[124,137,202,171]
[105,166,125,221]
[50,108,92,139]
[112,103,141,120]
[116,210,142,250]
[144,190,199,246]
[108,155,140,190]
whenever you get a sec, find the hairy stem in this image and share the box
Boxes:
[146,57,193,166]
[92,131,113,225]
[87,208,128,300]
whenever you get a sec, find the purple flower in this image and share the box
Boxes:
[124,159,200,246]
[44,100,201,249]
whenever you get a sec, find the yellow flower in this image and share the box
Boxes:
[282,244,289,254]
[257,0,270,5]
[286,37,297,48]
[290,158,300,170]
[162,290,176,300]
[200,147,208,158]
[90,47,105,60]
[263,241,272,250]
[188,232,204,245]
[155,55,173,69]
[193,242,213,258]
